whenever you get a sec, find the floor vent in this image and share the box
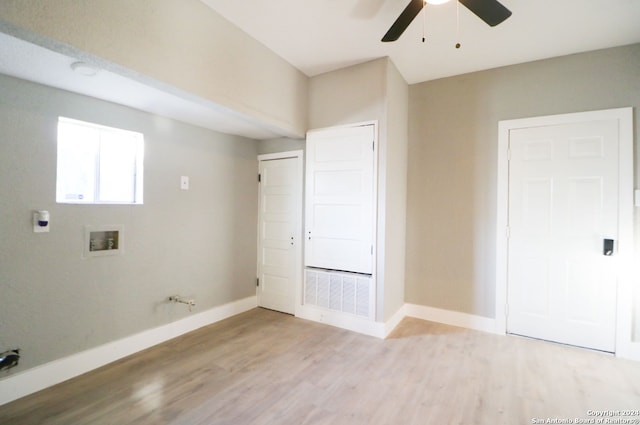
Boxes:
[304,268,374,320]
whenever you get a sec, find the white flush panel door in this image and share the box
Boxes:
[257,156,302,314]
[507,120,619,352]
[305,125,375,274]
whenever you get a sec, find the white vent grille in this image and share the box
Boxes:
[304,268,374,320]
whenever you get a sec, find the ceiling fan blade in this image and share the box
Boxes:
[381,0,425,42]
[459,0,512,27]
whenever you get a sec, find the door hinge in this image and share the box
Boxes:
[506,226,510,239]
[258,173,261,182]
[371,245,373,255]
[256,278,260,287]
[372,141,375,151]
[504,303,509,316]
[507,148,511,161]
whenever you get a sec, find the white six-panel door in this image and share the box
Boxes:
[305,124,375,275]
[257,152,302,314]
[507,120,620,352]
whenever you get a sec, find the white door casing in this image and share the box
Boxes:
[305,124,376,275]
[257,151,303,315]
[496,108,634,356]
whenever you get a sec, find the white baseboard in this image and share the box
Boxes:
[629,343,640,361]
[295,303,495,340]
[616,341,640,361]
[404,303,499,334]
[295,303,407,339]
[0,296,257,406]
[296,305,386,338]
[383,304,407,338]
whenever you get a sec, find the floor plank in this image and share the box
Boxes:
[1,308,639,425]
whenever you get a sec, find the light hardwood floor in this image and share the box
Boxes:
[1,308,639,425]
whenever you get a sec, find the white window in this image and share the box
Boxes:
[56,117,144,204]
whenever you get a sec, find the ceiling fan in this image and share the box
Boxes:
[381,0,511,42]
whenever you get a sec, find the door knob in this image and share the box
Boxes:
[603,239,614,256]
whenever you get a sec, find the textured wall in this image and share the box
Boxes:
[0,74,259,373]
[406,44,640,320]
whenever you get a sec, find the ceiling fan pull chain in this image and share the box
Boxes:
[422,4,426,42]
[455,0,461,48]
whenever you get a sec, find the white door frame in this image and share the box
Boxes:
[495,107,635,358]
[257,150,303,315]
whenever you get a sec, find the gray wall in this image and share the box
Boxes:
[0,74,259,373]
[406,44,640,321]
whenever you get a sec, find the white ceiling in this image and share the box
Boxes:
[200,0,640,84]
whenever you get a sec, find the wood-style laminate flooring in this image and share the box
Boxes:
[1,308,639,425]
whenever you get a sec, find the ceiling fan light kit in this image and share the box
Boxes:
[381,0,512,42]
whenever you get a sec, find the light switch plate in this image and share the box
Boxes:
[181,176,189,190]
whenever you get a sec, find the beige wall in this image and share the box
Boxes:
[406,44,640,323]
[0,74,259,373]
[0,0,308,137]
[308,58,387,130]
[379,60,409,321]
[257,138,305,156]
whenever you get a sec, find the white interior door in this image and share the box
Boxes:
[257,153,302,314]
[507,119,620,352]
[305,124,375,274]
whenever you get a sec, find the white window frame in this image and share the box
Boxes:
[56,117,144,205]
